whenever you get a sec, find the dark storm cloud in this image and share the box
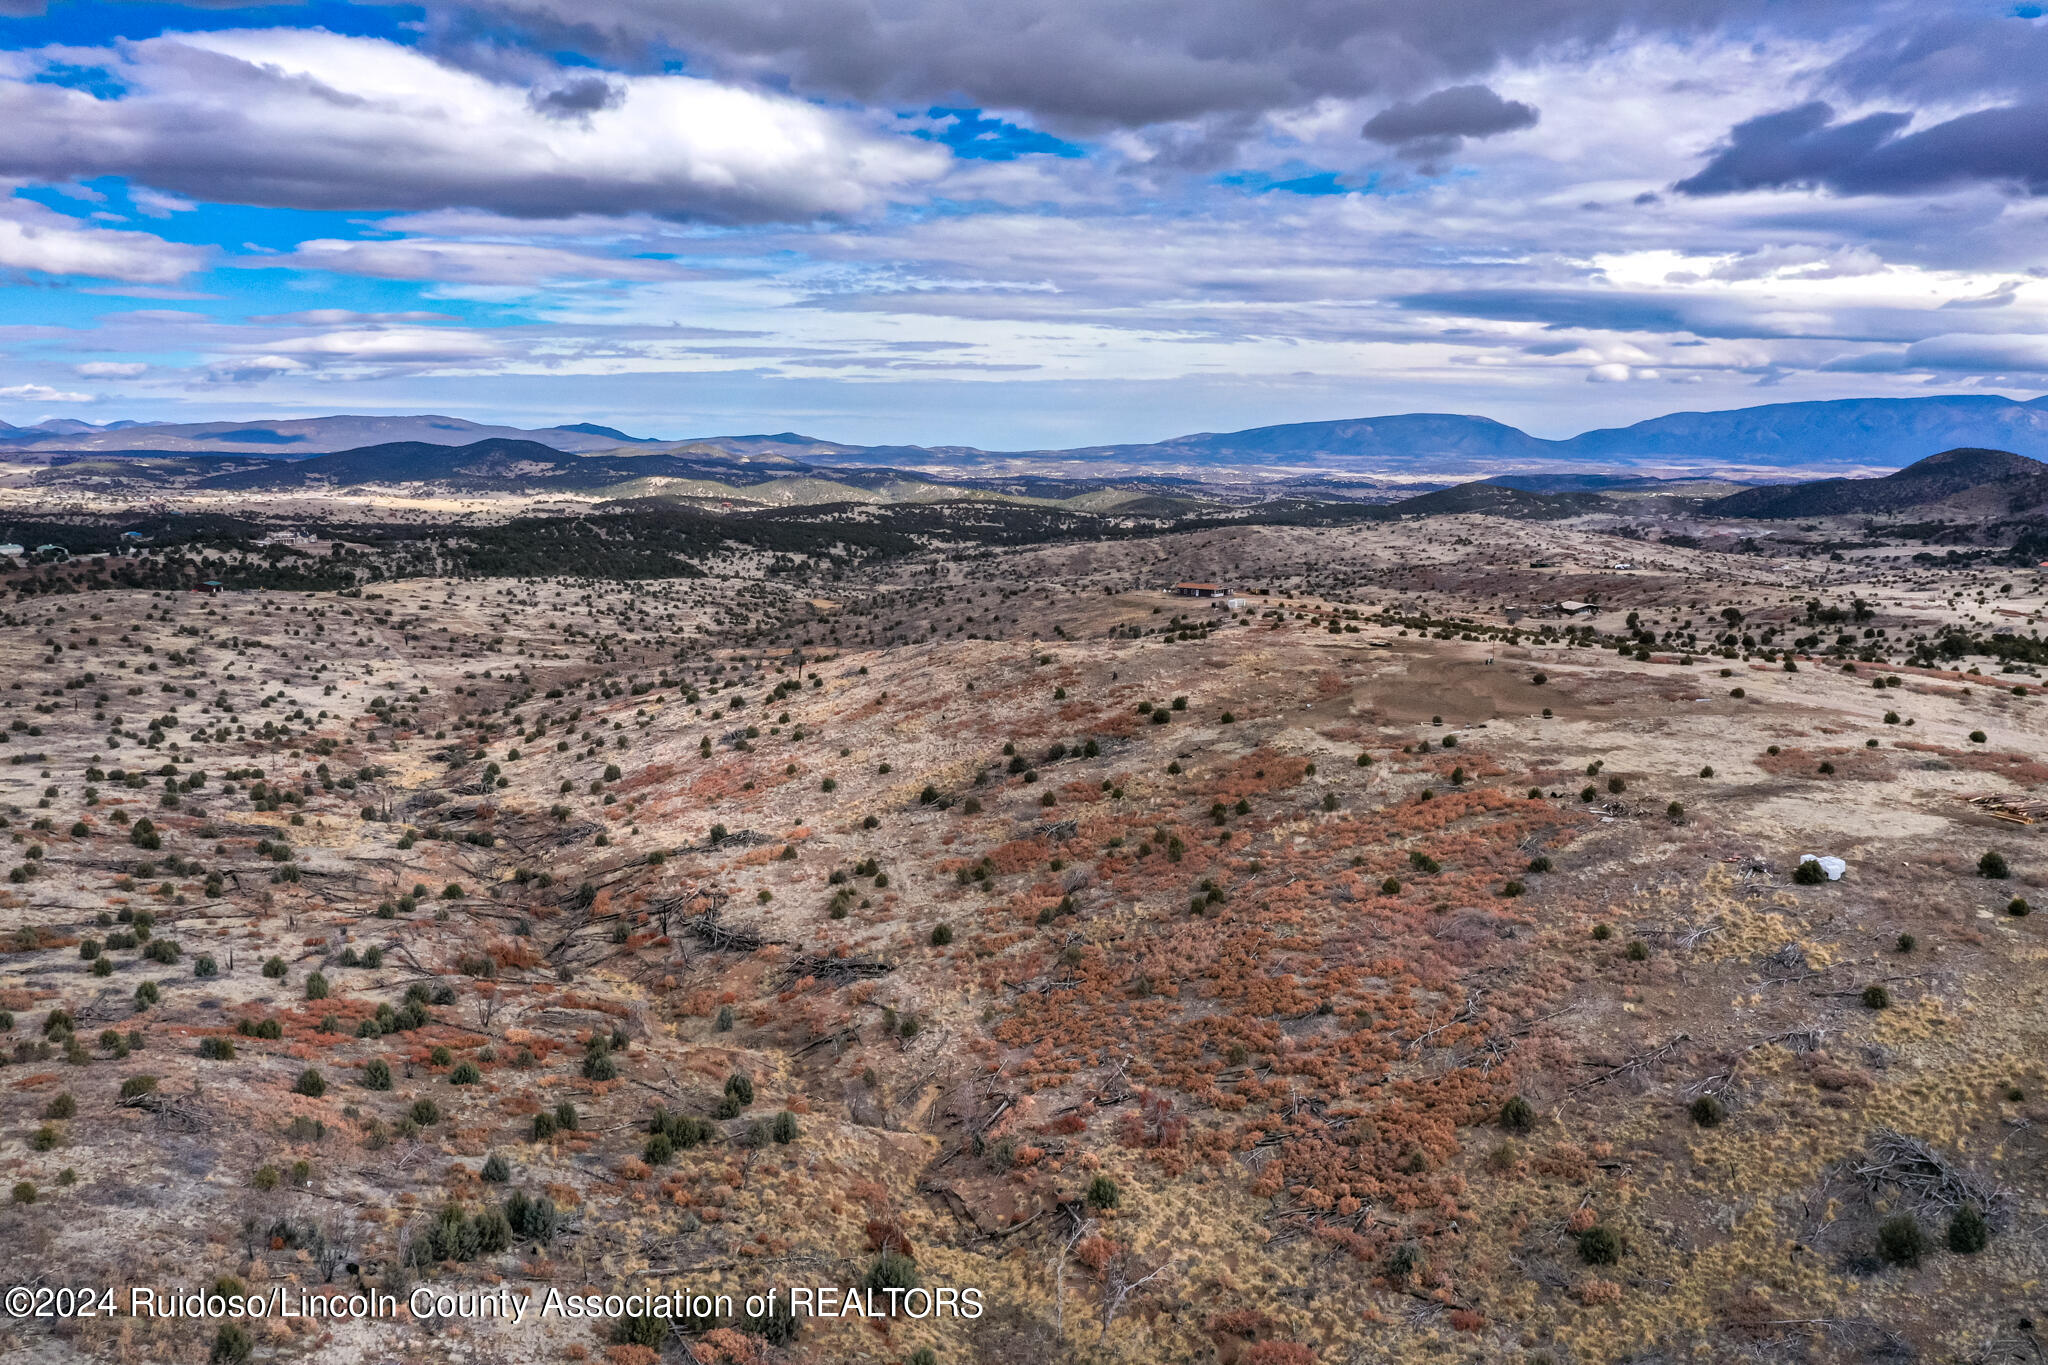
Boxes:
[1396,289,1698,335]
[439,0,1859,131]
[1675,99,2048,197]
[1825,13,2048,106]
[1826,334,2048,375]
[1361,85,1538,160]
[1673,103,1908,195]
[528,74,626,118]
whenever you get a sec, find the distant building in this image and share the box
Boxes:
[1557,600,1596,615]
[194,580,225,596]
[1171,581,1228,598]
[0,543,22,558]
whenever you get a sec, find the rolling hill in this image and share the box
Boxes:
[188,440,810,492]
[1706,447,2048,519]
[77,438,1232,515]
[1378,481,1612,519]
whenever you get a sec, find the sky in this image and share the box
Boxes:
[0,0,2045,448]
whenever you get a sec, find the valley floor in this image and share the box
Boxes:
[2,518,2045,1365]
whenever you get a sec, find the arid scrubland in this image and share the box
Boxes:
[2,514,2045,1365]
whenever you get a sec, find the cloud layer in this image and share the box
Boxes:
[0,1,2042,442]
[438,0,1848,131]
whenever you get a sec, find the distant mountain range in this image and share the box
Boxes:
[1033,396,2048,471]
[6,393,2048,473]
[0,413,650,454]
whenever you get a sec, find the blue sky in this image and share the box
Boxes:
[0,0,2045,446]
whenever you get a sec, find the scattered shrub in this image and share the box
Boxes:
[611,1314,669,1350]
[864,1248,920,1294]
[1947,1203,1989,1255]
[1876,1213,1925,1267]
[210,1324,254,1365]
[1576,1225,1622,1265]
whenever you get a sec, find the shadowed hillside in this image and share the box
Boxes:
[1708,448,2048,519]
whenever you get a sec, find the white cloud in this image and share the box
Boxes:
[129,188,197,218]
[75,361,148,378]
[262,327,508,363]
[265,238,707,286]
[0,30,948,222]
[202,355,308,384]
[0,196,206,283]
[0,383,94,401]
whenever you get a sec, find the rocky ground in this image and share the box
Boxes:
[2,516,2045,1365]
